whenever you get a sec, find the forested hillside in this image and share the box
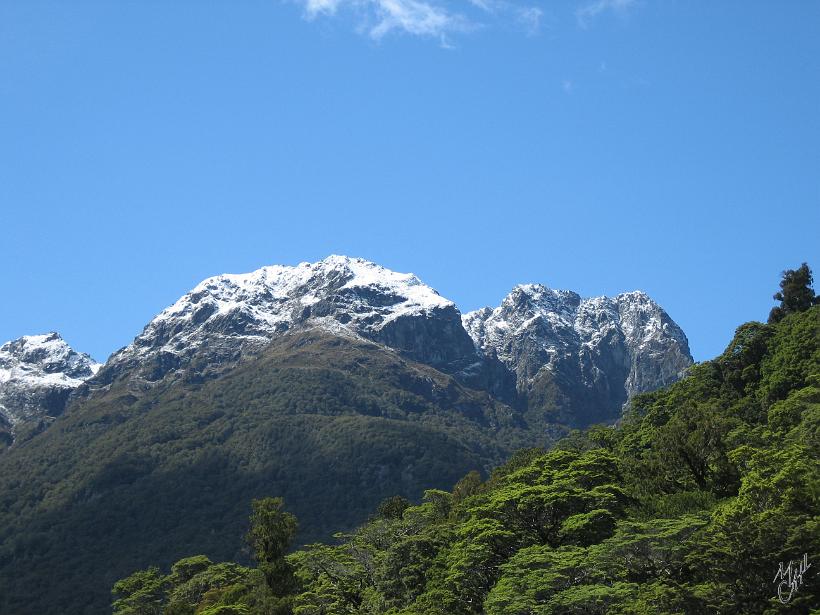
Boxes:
[0,332,562,615]
[110,273,820,614]
[0,256,697,615]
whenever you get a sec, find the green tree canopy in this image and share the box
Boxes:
[769,262,819,323]
[247,497,299,595]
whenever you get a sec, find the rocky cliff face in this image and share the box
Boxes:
[84,256,691,426]
[0,333,100,444]
[463,285,693,424]
[95,255,477,387]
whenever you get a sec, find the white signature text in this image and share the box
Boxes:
[773,553,811,604]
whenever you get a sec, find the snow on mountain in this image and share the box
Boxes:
[1,259,694,433]
[92,257,692,421]
[462,284,693,412]
[0,333,101,438]
[98,255,476,385]
[151,254,452,335]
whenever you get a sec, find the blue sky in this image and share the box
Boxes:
[1,0,818,363]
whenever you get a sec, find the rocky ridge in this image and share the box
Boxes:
[0,332,100,443]
[463,284,692,422]
[95,255,477,386]
[5,257,693,433]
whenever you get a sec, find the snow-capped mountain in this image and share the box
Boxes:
[463,284,692,422]
[89,256,692,427]
[0,332,100,443]
[96,255,477,386]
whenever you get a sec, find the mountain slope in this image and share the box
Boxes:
[113,305,819,615]
[0,332,100,446]
[0,330,561,615]
[0,257,695,614]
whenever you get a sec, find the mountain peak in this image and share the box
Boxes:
[0,332,100,433]
[0,332,100,379]
[463,283,692,422]
[505,284,582,314]
[84,258,692,428]
[101,256,468,385]
[172,255,451,320]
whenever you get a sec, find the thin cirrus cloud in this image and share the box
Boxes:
[297,0,544,43]
[302,0,469,42]
[295,0,637,43]
[576,0,637,28]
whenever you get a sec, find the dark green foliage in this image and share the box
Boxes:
[769,262,819,323]
[246,497,298,595]
[451,470,483,504]
[376,495,411,520]
[115,305,819,615]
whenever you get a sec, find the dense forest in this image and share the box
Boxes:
[111,266,819,614]
[0,326,567,614]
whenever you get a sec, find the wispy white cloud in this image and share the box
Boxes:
[295,0,635,43]
[576,0,636,28]
[465,0,544,36]
[304,0,345,16]
[370,0,466,40]
[466,0,495,12]
[517,6,543,37]
[300,0,468,43]
[295,0,547,43]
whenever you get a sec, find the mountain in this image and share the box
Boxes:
[0,330,556,615]
[0,256,693,614]
[113,305,818,615]
[91,256,691,426]
[0,332,100,447]
[0,263,690,450]
[463,284,692,425]
[94,255,476,389]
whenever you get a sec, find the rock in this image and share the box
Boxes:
[74,256,691,427]
[95,256,476,387]
[0,332,100,443]
[463,285,692,424]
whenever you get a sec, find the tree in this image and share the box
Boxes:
[246,497,298,594]
[376,495,410,520]
[452,470,483,504]
[111,567,168,615]
[768,263,819,323]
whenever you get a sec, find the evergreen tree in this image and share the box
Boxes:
[246,497,298,594]
[768,262,819,323]
[376,495,410,519]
